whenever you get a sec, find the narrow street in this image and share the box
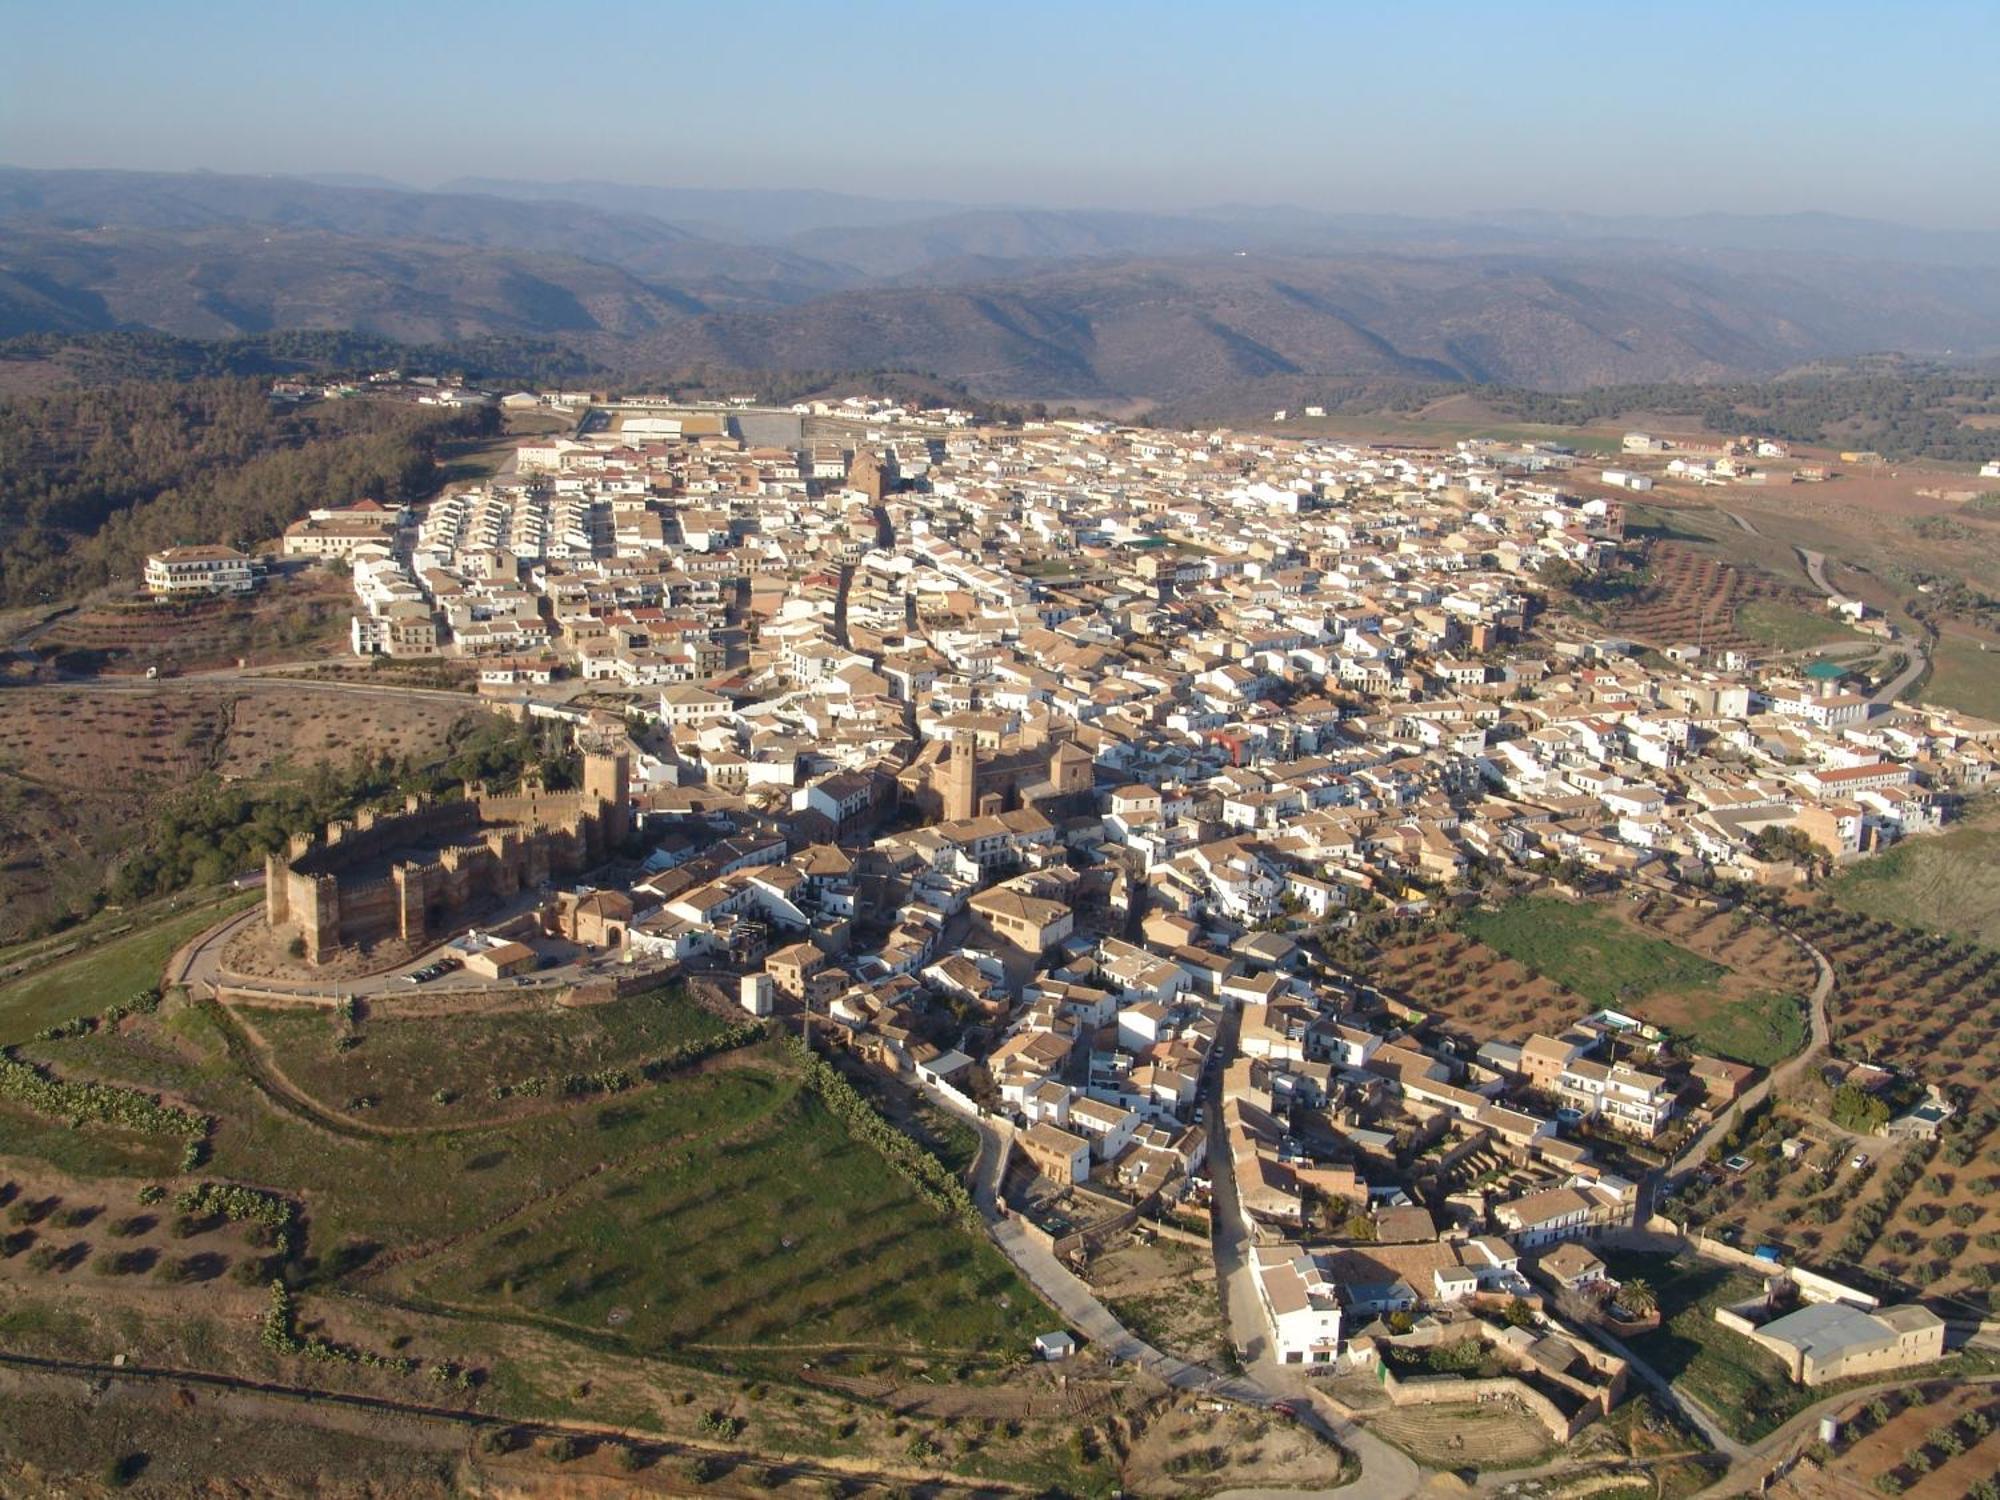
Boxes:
[960,1098,1416,1498]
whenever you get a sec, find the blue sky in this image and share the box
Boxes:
[4,0,1996,227]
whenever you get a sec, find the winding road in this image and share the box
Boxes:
[1658,916,1836,1195]
[1793,544,1930,705]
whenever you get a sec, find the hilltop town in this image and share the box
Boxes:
[200,397,1992,1342]
[14,381,1994,1493]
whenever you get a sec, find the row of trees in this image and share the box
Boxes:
[0,1049,209,1168]
[783,1036,984,1234]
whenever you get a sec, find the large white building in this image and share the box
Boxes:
[144,546,257,597]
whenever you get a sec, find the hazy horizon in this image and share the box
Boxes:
[6,0,1999,232]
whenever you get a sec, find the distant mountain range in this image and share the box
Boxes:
[5,166,2000,399]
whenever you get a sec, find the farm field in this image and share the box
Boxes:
[1459,898,1724,1009]
[1673,1096,2000,1309]
[410,1077,1042,1355]
[1607,541,1802,653]
[0,920,1124,1493]
[1920,630,2000,722]
[0,894,253,1044]
[1674,990,1805,1071]
[1384,894,1812,1067]
[1771,897,2000,1094]
[1828,802,2000,949]
[1732,598,1862,652]
[1786,1381,2000,1500]
[239,984,734,1127]
[0,1273,1127,1499]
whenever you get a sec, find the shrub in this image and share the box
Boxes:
[0,1050,209,1159]
[175,1182,299,1257]
[101,1454,146,1489]
[698,1410,745,1441]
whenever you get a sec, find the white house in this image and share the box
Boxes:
[1252,1246,1342,1365]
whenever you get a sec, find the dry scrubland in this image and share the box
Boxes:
[0,686,471,942]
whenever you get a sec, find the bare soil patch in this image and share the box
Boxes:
[1368,1398,1554,1468]
[1124,1398,1348,1496]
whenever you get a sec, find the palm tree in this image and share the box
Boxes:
[1618,1278,1658,1317]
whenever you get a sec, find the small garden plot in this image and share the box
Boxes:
[1369,1400,1555,1470]
[1387,894,1811,1068]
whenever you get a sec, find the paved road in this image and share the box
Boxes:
[171,900,634,1002]
[1792,543,1929,705]
[1796,547,1834,597]
[1870,637,1929,706]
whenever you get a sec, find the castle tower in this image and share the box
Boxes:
[846,448,886,505]
[944,739,978,823]
[1050,740,1094,798]
[583,748,632,846]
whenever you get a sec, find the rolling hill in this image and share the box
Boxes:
[5,166,2000,402]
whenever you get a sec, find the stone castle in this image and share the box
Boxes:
[266,750,630,964]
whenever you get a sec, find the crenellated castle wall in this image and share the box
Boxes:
[270,753,628,964]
